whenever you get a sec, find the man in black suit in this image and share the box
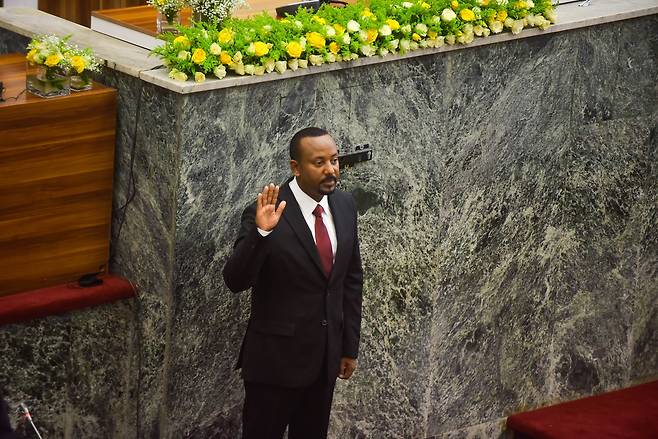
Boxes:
[223,127,363,439]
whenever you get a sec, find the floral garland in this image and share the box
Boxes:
[152,0,556,82]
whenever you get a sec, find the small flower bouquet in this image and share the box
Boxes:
[25,34,73,98]
[187,0,249,24]
[67,45,102,91]
[148,0,187,33]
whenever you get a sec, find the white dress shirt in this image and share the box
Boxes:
[257,178,337,258]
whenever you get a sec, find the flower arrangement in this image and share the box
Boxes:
[187,0,249,24]
[148,0,186,32]
[25,34,102,96]
[153,0,556,82]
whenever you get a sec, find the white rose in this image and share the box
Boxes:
[445,34,456,45]
[378,47,389,56]
[482,28,491,37]
[194,71,205,83]
[341,33,352,45]
[247,43,256,55]
[254,66,265,76]
[233,63,245,75]
[463,24,473,34]
[504,17,514,28]
[431,15,441,25]
[244,64,256,75]
[358,30,368,42]
[545,10,557,24]
[309,54,324,66]
[167,68,179,79]
[213,65,227,79]
[294,20,303,28]
[177,50,191,60]
[288,59,299,71]
[264,58,275,73]
[526,14,537,27]
[401,24,412,35]
[538,17,551,30]
[511,20,524,35]
[350,53,359,60]
[233,51,243,63]
[402,1,413,7]
[474,25,484,36]
[436,36,445,46]
[415,23,428,36]
[359,44,376,57]
[441,8,457,22]
[174,71,188,81]
[274,61,287,73]
[298,59,308,69]
[209,43,221,55]
[409,41,419,50]
[336,54,343,62]
[299,37,307,50]
[419,40,428,48]
[347,20,361,33]
[325,53,337,63]
[489,20,504,34]
[400,39,411,52]
[379,24,392,37]
[388,39,399,50]
[527,0,535,7]
[325,25,336,37]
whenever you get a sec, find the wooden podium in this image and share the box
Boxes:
[0,53,117,296]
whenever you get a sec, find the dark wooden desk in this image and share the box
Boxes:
[0,53,117,296]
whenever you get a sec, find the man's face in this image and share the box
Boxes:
[291,134,340,202]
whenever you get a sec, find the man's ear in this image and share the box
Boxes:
[290,159,300,176]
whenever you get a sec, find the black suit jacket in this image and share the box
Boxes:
[223,180,363,388]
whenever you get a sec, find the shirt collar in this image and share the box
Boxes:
[290,177,330,217]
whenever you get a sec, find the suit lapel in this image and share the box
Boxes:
[279,183,326,278]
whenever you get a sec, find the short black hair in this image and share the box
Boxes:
[289,127,329,160]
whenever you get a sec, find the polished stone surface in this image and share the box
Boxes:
[0,14,656,439]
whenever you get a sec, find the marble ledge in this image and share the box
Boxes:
[0,7,160,77]
[141,0,658,93]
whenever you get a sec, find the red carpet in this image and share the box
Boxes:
[507,380,658,439]
[0,274,135,326]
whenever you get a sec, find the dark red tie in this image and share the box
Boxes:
[312,205,333,277]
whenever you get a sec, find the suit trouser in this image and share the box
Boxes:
[241,373,336,439]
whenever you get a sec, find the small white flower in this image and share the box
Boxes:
[379,24,392,37]
[263,24,272,32]
[298,59,308,69]
[436,36,445,46]
[463,24,474,34]
[545,10,557,24]
[336,54,343,62]
[415,23,428,36]
[288,59,299,71]
[246,43,256,55]
[309,54,324,66]
[441,8,457,22]
[402,1,413,7]
[213,65,226,79]
[325,25,336,37]
[264,58,275,73]
[244,64,256,75]
[167,68,179,79]
[538,17,551,30]
[401,24,412,34]
[209,43,221,55]
[341,33,352,45]
[275,60,287,73]
[347,20,361,33]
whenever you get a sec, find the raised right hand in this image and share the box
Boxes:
[255,183,287,232]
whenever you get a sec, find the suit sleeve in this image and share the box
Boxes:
[342,196,364,359]
[222,202,269,293]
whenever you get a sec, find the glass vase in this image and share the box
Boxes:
[26,62,70,98]
[157,10,181,33]
[69,71,93,92]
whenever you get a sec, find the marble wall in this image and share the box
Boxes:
[1,14,657,439]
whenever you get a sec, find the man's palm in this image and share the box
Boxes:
[255,184,287,231]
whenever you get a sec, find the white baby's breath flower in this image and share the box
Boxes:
[347,20,361,33]
[244,64,255,75]
[274,60,287,73]
[298,59,308,69]
[379,24,392,37]
[288,59,299,70]
[441,8,457,22]
[213,65,226,79]
[209,42,221,55]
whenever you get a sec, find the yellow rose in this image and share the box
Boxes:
[253,41,269,57]
[362,8,375,19]
[220,52,232,65]
[218,28,233,44]
[421,2,431,9]
[70,55,86,74]
[286,41,303,58]
[26,48,37,63]
[517,1,527,8]
[173,35,191,49]
[451,0,459,10]
[366,29,378,44]
[192,48,207,64]
[460,9,476,21]
[386,19,400,31]
[329,42,340,54]
[306,32,326,50]
[333,23,345,35]
[45,54,62,67]
[311,16,326,25]
[497,10,508,21]
[412,33,421,42]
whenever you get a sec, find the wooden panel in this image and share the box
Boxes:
[39,0,147,27]
[0,53,117,296]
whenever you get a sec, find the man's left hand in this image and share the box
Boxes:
[338,357,357,380]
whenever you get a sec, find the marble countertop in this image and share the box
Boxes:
[1,0,657,93]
